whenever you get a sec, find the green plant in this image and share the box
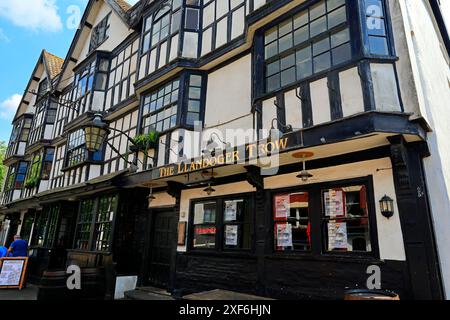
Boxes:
[132,132,159,151]
[25,176,40,189]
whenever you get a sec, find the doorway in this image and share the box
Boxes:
[148,209,177,289]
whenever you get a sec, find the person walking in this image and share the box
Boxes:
[6,235,28,257]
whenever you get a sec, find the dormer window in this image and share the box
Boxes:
[90,14,111,52]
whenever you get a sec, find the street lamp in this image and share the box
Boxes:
[82,114,110,152]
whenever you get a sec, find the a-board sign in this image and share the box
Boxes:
[0,257,28,290]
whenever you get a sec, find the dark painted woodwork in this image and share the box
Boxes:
[148,210,177,288]
[388,136,444,300]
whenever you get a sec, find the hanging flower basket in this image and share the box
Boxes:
[130,131,159,152]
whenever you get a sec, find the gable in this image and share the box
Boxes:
[56,0,134,92]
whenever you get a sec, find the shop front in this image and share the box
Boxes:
[126,121,443,300]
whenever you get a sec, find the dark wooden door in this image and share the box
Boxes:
[148,210,177,288]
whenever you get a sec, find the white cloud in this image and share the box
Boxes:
[0,0,63,32]
[0,94,22,120]
[0,28,9,42]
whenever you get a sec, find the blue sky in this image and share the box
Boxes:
[0,0,138,142]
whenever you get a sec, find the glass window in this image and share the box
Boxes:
[223,199,251,249]
[93,195,117,251]
[65,129,103,168]
[36,205,60,248]
[90,14,110,52]
[263,0,350,93]
[274,192,311,251]
[75,199,95,250]
[322,185,371,253]
[364,0,390,56]
[193,202,217,249]
[142,79,179,134]
[74,195,118,252]
[139,0,182,77]
[191,197,253,251]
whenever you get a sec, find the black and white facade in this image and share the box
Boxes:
[1,0,449,300]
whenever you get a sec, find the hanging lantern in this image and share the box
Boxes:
[203,182,216,196]
[379,195,395,219]
[83,114,110,152]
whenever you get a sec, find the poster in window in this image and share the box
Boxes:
[324,189,345,218]
[276,223,293,248]
[274,195,290,220]
[328,222,348,251]
[224,201,237,222]
[225,225,238,246]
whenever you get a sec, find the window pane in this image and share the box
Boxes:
[322,185,372,253]
[274,192,311,251]
[193,202,217,249]
[223,199,251,249]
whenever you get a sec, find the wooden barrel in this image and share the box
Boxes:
[80,268,106,300]
[344,289,400,300]
[37,270,69,301]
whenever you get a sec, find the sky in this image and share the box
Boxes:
[0,0,139,143]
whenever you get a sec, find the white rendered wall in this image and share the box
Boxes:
[396,0,450,298]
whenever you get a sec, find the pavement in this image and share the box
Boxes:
[0,284,38,300]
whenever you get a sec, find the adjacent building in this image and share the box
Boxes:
[0,0,449,300]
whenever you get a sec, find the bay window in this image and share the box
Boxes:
[264,0,350,93]
[64,129,103,169]
[190,195,253,251]
[140,72,206,135]
[257,0,394,96]
[69,54,110,121]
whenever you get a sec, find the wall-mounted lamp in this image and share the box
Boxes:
[379,195,395,219]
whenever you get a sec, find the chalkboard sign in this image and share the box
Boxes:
[0,258,28,290]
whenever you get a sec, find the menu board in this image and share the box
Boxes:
[328,222,348,251]
[276,223,293,248]
[0,258,28,289]
[225,225,238,246]
[324,189,345,218]
[274,195,290,220]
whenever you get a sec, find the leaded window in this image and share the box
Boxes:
[142,79,180,133]
[139,0,182,77]
[90,14,110,52]
[36,205,60,248]
[364,0,390,56]
[65,129,103,168]
[264,0,350,92]
[75,199,95,250]
[74,195,118,252]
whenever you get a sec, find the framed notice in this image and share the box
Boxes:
[276,223,293,248]
[328,222,348,251]
[324,189,345,218]
[0,257,28,290]
[225,225,238,246]
[274,195,290,220]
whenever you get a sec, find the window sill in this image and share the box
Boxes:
[266,252,382,264]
